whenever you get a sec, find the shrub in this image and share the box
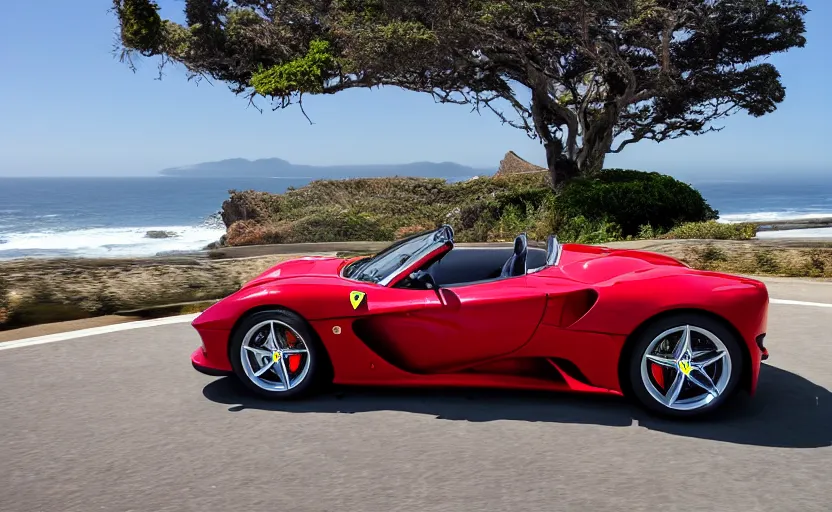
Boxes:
[805,250,828,277]
[219,170,720,247]
[755,250,780,273]
[665,221,757,240]
[286,209,395,242]
[554,215,624,244]
[637,224,659,239]
[223,174,554,245]
[0,276,9,325]
[556,169,718,237]
[395,224,433,239]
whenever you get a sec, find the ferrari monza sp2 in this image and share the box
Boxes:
[191,225,769,417]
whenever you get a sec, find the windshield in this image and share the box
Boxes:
[345,228,451,285]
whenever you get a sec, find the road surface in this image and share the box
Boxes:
[1,278,830,512]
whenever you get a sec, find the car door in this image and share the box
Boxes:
[355,275,548,374]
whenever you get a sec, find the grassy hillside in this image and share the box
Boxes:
[222,173,561,245]
[220,171,757,246]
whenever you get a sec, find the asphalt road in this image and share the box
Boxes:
[1,279,830,512]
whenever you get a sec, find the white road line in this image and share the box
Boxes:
[1,297,831,351]
[0,314,199,351]
[770,298,832,309]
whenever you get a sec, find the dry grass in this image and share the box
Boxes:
[222,173,554,245]
[0,254,299,330]
[639,240,832,278]
[1,239,829,332]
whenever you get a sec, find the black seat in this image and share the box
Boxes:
[500,234,528,278]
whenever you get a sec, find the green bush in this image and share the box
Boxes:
[220,169,722,247]
[285,209,395,242]
[666,221,757,240]
[224,173,555,245]
[555,215,624,244]
[556,169,718,237]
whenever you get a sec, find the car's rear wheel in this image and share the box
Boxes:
[229,309,328,399]
[627,313,744,418]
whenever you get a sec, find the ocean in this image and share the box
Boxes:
[0,175,830,259]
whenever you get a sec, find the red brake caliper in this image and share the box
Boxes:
[651,363,665,390]
[286,331,302,372]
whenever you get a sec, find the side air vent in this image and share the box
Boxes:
[548,358,592,385]
[542,289,599,328]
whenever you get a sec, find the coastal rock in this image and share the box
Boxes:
[220,190,277,228]
[144,230,179,239]
[203,235,227,250]
[495,151,547,176]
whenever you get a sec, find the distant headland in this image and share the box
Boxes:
[158,157,494,179]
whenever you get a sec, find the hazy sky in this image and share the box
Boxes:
[0,0,829,180]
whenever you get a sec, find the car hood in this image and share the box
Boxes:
[556,243,689,284]
[240,256,346,289]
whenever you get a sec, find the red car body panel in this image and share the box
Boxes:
[191,243,769,397]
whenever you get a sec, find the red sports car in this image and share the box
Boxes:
[191,225,769,418]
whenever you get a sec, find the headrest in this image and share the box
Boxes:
[514,233,527,254]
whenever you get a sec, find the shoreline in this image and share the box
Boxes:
[2,221,832,262]
[3,216,832,262]
[749,217,832,232]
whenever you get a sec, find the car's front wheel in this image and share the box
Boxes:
[229,309,328,399]
[627,313,744,418]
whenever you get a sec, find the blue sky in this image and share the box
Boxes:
[0,0,829,180]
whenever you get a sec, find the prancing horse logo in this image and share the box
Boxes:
[350,291,366,310]
[678,360,692,376]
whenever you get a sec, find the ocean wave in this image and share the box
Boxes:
[0,224,225,259]
[719,211,832,223]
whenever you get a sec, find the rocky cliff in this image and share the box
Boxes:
[495,151,547,177]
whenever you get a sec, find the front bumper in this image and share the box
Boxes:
[190,324,233,374]
[191,347,232,376]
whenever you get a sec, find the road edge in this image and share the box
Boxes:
[0,314,200,351]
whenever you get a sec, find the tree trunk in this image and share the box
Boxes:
[578,143,607,177]
[545,140,580,189]
[577,104,617,177]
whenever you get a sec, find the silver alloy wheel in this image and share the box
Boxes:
[240,320,311,392]
[640,325,732,411]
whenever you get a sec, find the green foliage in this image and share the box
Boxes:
[803,250,828,278]
[638,224,658,239]
[554,216,624,245]
[251,40,335,96]
[698,245,728,264]
[556,169,719,237]
[378,21,437,44]
[220,169,747,247]
[114,1,808,181]
[113,0,163,56]
[223,174,560,246]
[666,221,758,241]
[755,250,780,273]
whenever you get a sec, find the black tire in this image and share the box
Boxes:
[627,312,745,418]
[229,309,330,400]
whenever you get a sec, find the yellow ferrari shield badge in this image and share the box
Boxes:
[349,291,366,310]
[678,360,692,376]
[272,351,281,363]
